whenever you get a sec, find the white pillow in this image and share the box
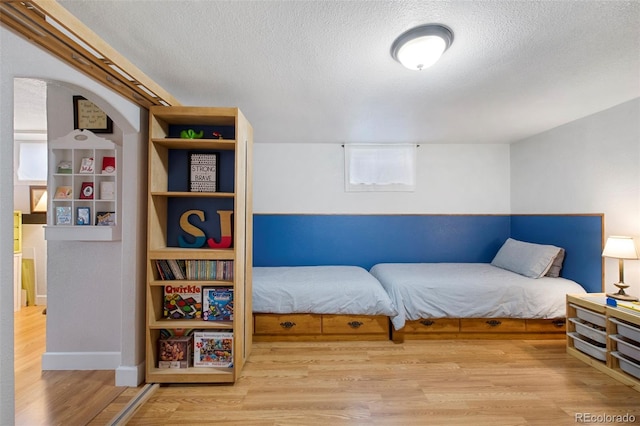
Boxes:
[491,238,563,279]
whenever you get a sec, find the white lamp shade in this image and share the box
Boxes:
[396,36,447,70]
[602,236,639,259]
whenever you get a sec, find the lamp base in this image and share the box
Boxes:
[606,292,639,302]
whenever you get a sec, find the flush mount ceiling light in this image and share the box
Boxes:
[391,24,454,71]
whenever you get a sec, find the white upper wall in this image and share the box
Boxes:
[511,97,640,296]
[254,143,511,214]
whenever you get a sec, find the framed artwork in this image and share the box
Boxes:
[189,152,219,192]
[29,185,47,213]
[76,207,91,225]
[73,95,113,133]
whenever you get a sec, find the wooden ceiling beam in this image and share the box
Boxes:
[0,0,181,109]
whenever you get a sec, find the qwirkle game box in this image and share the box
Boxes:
[163,284,202,319]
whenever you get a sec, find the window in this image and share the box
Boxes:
[344,144,417,192]
[16,138,47,182]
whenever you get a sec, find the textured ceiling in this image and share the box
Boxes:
[51,1,640,144]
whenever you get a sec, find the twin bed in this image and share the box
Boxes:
[252,214,602,342]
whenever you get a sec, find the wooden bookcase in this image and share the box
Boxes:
[145,106,253,384]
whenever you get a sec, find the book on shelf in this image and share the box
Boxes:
[76,207,90,225]
[203,287,234,321]
[155,259,233,281]
[193,331,233,367]
[101,156,116,175]
[164,284,202,319]
[54,186,72,199]
[78,157,95,174]
[55,206,72,225]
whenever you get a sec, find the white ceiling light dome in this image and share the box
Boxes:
[391,24,454,71]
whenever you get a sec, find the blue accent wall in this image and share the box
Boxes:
[510,214,603,293]
[253,214,604,293]
[253,215,510,269]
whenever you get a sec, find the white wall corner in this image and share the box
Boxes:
[115,362,145,387]
[41,351,120,370]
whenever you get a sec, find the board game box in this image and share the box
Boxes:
[158,335,192,369]
[193,331,233,367]
[164,284,202,319]
[202,287,234,321]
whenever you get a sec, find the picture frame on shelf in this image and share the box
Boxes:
[29,185,47,213]
[96,211,116,226]
[189,152,219,192]
[55,206,72,225]
[73,95,113,134]
[80,182,94,199]
[76,207,90,225]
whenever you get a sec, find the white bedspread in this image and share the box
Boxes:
[253,266,397,316]
[369,263,587,330]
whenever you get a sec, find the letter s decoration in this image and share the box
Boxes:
[207,210,233,248]
[178,210,207,248]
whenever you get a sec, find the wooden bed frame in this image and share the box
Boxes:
[252,214,603,342]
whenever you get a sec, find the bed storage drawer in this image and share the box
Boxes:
[526,318,566,333]
[322,315,389,334]
[403,318,460,333]
[460,318,526,333]
[254,314,322,335]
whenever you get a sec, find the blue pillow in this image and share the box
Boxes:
[491,238,563,279]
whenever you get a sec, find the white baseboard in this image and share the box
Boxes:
[41,351,120,370]
[36,295,47,306]
[115,362,145,387]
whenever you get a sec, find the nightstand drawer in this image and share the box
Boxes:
[322,315,388,334]
[254,314,322,335]
[461,318,526,332]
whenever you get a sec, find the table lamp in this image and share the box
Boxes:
[602,235,639,301]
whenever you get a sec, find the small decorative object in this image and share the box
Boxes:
[178,210,207,248]
[54,186,72,199]
[101,156,116,174]
[207,210,233,248]
[96,211,116,226]
[189,152,218,192]
[180,129,204,139]
[80,182,94,199]
[55,206,72,225]
[29,186,47,213]
[73,95,113,133]
[99,181,115,200]
[212,131,223,139]
[78,157,95,174]
[76,207,90,225]
[56,161,72,174]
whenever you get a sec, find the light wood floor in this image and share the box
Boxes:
[16,306,640,425]
[14,305,138,426]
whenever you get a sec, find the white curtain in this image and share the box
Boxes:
[344,144,417,192]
